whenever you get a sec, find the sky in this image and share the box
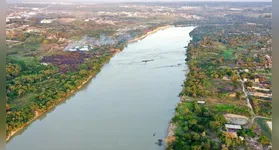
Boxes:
[7,0,272,2]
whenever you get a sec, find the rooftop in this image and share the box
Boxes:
[197,101,205,104]
[225,124,242,130]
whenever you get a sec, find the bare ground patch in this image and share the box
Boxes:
[224,113,250,125]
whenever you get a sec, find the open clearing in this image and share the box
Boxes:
[224,113,249,125]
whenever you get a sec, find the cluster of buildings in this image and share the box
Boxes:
[241,70,272,99]
[6,6,40,23]
[40,19,55,24]
[95,5,204,21]
[84,18,117,25]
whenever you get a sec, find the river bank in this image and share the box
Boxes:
[7,26,195,150]
[6,25,170,142]
[164,29,193,148]
[164,24,268,149]
[6,56,111,142]
[128,25,170,43]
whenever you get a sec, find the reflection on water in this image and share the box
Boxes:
[7,26,195,150]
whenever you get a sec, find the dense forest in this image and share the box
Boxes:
[167,101,242,149]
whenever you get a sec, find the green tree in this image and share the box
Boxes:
[246,81,253,87]
[259,135,271,145]
[235,92,242,100]
[79,69,88,76]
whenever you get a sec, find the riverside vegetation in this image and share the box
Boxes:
[167,22,271,149]
[6,24,168,141]
[6,49,115,140]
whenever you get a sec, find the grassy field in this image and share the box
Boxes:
[222,49,235,60]
[9,93,35,108]
[7,43,41,57]
[251,99,272,118]
[211,103,251,117]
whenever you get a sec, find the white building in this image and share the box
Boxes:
[40,19,54,24]
[225,124,242,132]
[251,86,271,92]
[26,27,41,33]
[197,101,205,104]
[41,63,48,66]
[80,46,89,51]
[68,48,77,52]
[28,12,36,16]
[244,69,249,73]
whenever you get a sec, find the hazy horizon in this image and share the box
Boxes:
[7,0,272,3]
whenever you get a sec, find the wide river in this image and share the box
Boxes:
[7,26,195,150]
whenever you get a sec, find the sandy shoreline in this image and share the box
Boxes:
[165,122,176,147]
[6,25,170,142]
[128,25,170,43]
